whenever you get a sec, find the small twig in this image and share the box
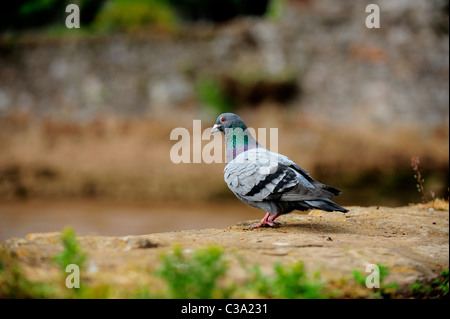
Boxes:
[411,156,429,202]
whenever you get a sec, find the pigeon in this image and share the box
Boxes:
[211,113,348,228]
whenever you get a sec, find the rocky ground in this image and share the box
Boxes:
[1,202,448,298]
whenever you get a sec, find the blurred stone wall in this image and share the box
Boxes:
[0,0,448,128]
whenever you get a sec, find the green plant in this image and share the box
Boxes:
[0,249,55,298]
[265,0,285,21]
[53,226,87,271]
[156,245,229,298]
[156,246,325,299]
[411,269,449,298]
[94,0,176,33]
[435,269,449,296]
[352,265,388,287]
[52,227,113,298]
[352,264,398,298]
[1,229,94,299]
[245,262,325,299]
[196,77,234,114]
[19,0,60,16]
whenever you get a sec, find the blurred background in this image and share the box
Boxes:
[0,0,448,241]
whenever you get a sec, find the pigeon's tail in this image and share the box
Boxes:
[304,199,348,213]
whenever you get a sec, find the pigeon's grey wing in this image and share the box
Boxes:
[277,154,342,197]
[225,152,332,202]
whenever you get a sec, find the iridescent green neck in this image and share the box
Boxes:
[224,125,258,163]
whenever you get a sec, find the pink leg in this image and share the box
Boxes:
[251,212,278,229]
[268,213,281,224]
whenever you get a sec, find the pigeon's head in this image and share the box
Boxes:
[211,113,247,135]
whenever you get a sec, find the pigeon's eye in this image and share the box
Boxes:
[220,117,226,123]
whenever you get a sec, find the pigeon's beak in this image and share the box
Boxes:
[210,124,220,135]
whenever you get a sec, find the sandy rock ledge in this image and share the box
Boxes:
[1,205,448,297]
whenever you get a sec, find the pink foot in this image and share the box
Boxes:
[250,212,280,229]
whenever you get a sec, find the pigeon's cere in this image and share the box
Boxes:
[211,113,348,229]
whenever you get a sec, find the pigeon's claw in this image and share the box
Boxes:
[249,212,279,229]
[250,221,275,229]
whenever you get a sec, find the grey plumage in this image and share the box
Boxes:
[212,113,348,228]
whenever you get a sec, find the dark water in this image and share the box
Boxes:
[0,200,264,242]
